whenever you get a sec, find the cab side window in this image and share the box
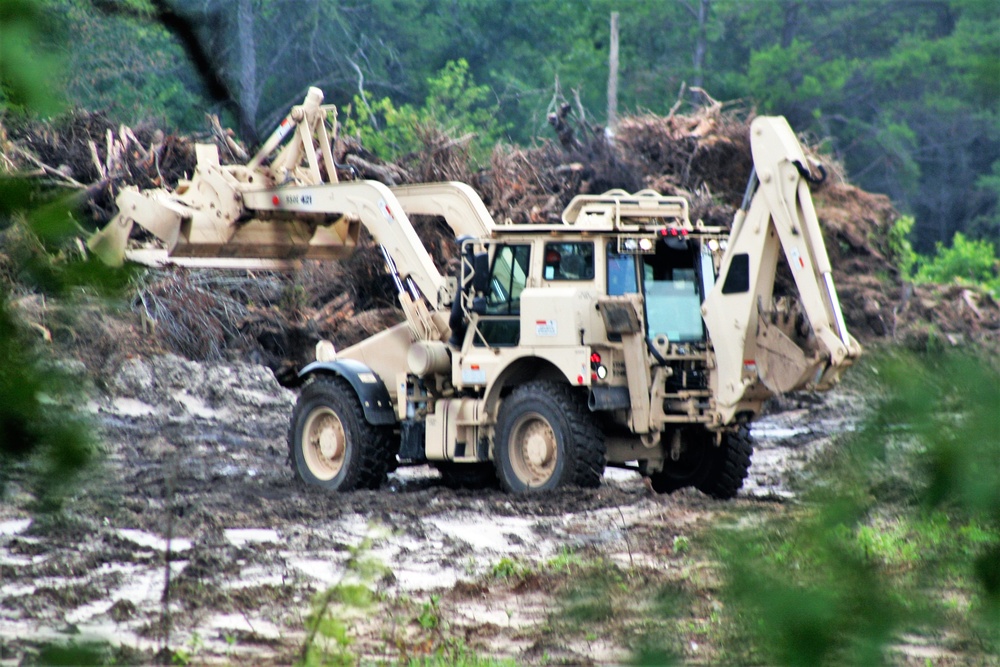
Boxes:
[607,243,638,295]
[543,242,594,281]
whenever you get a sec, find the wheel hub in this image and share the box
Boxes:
[524,422,554,468]
[302,408,346,481]
[318,421,342,459]
[510,413,558,485]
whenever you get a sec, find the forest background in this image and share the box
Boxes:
[10,0,998,260]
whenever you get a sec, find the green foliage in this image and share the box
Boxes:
[299,529,389,666]
[915,232,1000,296]
[489,556,530,580]
[714,350,1000,664]
[343,59,505,165]
[744,39,855,122]
[0,0,63,115]
[404,638,516,667]
[343,95,421,163]
[43,0,207,129]
[416,594,441,631]
[0,1,132,510]
[887,215,918,279]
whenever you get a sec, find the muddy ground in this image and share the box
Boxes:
[0,354,862,665]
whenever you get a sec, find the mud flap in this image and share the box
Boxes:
[296,359,396,425]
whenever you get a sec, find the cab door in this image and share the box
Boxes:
[472,243,531,347]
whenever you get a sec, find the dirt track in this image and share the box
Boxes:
[0,355,860,664]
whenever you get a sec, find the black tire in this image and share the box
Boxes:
[648,426,753,500]
[288,376,393,491]
[695,426,753,500]
[493,381,606,493]
[435,461,498,489]
[647,428,715,495]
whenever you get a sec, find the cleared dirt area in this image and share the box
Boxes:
[0,354,860,665]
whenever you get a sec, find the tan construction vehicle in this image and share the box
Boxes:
[90,88,861,496]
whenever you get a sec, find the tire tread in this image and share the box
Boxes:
[287,375,393,491]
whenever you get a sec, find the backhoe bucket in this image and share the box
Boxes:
[755,316,824,394]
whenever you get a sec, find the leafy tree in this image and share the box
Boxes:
[39,0,208,129]
[713,0,1000,252]
[344,59,506,165]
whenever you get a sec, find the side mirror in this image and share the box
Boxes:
[472,252,490,294]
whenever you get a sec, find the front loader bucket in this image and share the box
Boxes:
[86,213,134,267]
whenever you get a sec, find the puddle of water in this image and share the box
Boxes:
[206,612,284,637]
[390,565,459,591]
[222,565,285,589]
[116,529,192,553]
[0,518,31,536]
[287,556,344,587]
[0,552,47,568]
[110,397,158,417]
[172,390,229,420]
[433,515,538,554]
[225,529,280,547]
[752,424,811,440]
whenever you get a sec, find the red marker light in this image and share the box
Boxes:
[577,375,584,385]
[590,352,601,364]
[272,195,280,206]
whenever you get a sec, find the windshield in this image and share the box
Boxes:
[607,240,708,343]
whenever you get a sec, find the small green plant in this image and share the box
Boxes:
[916,232,1000,296]
[545,546,584,573]
[299,529,389,666]
[417,594,441,631]
[672,535,690,555]
[490,556,529,580]
[171,632,202,665]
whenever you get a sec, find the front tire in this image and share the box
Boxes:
[493,381,605,493]
[288,376,393,491]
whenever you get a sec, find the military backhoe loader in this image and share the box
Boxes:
[90,87,861,496]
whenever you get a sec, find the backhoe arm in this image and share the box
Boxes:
[702,116,861,423]
[85,88,514,343]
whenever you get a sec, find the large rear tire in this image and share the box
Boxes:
[695,426,753,500]
[493,381,606,493]
[648,426,753,499]
[288,376,393,491]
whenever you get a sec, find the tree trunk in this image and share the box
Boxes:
[692,0,710,89]
[781,0,801,48]
[236,0,259,143]
[607,12,619,134]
